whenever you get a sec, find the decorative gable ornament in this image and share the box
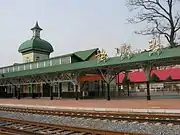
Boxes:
[148,39,162,56]
[115,43,133,60]
[96,49,108,62]
[133,48,142,55]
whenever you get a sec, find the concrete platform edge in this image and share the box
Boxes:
[0,103,180,114]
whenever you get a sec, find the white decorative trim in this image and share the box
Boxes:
[69,56,71,63]
[59,58,61,64]
[96,49,108,62]
[30,64,32,70]
[37,63,39,68]
[50,60,52,66]
[115,44,133,60]
[148,39,162,56]
[3,68,5,73]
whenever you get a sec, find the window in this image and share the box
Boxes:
[54,84,59,93]
[61,56,71,64]
[36,56,40,61]
[68,82,74,91]
[25,57,30,63]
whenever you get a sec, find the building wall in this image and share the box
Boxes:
[88,53,97,60]
[22,53,34,62]
[71,56,81,63]
[22,52,49,62]
[33,52,49,61]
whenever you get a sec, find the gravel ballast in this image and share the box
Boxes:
[0,111,179,135]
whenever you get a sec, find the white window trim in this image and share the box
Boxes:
[30,63,32,69]
[44,61,46,67]
[3,68,5,73]
[69,56,71,63]
[59,58,61,64]
[50,60,52,66]
[37,62,39,68]
[61,56,71,64]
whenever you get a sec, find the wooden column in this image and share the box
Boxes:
[59,82,62,98]
[99,69,116,101]
[124,71,131,97]
[58,82,60,98]
[50,83,53,100]
[146,81,150,100]
[101,80,104,97]
[117,73,121,96]
[75,84,78,100]
[13,85,16,97]
[17,85,20,100]
[127,82,130,96]
[31,84,34,99]
[144,64,152,100]
[106,83,110,100]
[41,82,43,97]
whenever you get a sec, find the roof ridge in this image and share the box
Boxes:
[74,48,98,53]
[73,48,98,61]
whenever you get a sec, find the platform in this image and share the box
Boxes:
[0,99,179,114]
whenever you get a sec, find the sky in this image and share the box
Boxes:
[0,0,155,67]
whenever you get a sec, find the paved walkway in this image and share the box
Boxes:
[0,98,179,113]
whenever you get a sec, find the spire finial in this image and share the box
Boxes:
[31,21,43,38]
[31,21,43,31]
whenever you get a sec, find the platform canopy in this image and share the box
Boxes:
[1,46,180,79]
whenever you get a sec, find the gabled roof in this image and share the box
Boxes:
[116,68,180,84]
[46,48,98,61]
[116,72,146,83]
[74,48,98,61]
[128,71,146,83]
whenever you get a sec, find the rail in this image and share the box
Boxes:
[0,106,179,125]
[0,117,143,135]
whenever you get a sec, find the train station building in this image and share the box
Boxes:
[0,22,180,100]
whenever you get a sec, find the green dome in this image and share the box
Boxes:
[18,38,54,54]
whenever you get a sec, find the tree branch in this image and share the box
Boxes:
[127,0,180,47]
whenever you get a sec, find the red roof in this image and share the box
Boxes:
[116,68,180,84]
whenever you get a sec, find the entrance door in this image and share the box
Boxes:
[43,83,50,97]
[0,86,7,98]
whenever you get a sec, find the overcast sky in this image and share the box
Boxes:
[0,0,157,67]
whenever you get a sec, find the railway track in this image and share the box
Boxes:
[0,106,179,125]
[0,116,143,135]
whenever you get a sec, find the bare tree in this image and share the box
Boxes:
[127,0,180,47]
